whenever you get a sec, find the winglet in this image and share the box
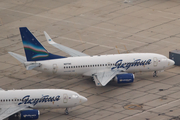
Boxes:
[44,31,56,45]
[44,31,89,57]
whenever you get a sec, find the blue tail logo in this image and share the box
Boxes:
[23,41,49,59]
[20,27,65,61]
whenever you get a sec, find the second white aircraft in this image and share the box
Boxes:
[9,27,175,86]
[0,89,87,120]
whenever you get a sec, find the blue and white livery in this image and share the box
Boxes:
[9,27,175,86]
[0,89,87,120]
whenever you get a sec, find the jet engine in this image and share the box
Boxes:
[20,109,40,120]
[114,73,134,83]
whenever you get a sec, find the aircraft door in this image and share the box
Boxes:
[53,64,58,74]
[153,57,158,67]
[63,94,68,103]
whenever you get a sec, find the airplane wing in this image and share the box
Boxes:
[44,31,89,57]
[93,70,119,86]
[0,104,31,120]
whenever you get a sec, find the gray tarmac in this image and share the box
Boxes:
[0,0,180,120]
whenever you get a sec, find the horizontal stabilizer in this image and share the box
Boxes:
[26,63,41,70]
[0,88,4,91]
[8,52,26,63]
[44,31,89,57]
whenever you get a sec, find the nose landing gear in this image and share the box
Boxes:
[65,108,69,115]
[153,71,158,77]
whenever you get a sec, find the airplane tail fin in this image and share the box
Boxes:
[19,27,65,61]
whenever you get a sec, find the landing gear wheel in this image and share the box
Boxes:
[153,71,158,77]
[65,108,69,115]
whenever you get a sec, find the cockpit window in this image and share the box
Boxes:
[72,94,78,98]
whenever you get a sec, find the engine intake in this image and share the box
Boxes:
[114,73,134,83]
[20,109,40,120]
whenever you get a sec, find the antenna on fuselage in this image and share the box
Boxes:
[116,46,120,54]
[124,45,129,53]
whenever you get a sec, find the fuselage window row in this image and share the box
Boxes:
[63,61,151,69]
[63,63,115,69]
[0,98,58,102]
[1,99,22,102]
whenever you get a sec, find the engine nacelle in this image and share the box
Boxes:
[20,109,40,120]
[114,73,134,83]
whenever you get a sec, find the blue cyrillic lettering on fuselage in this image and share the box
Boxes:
[111,59,151,70]
[18,95,60,106]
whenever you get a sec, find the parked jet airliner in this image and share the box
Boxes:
[9,27,175,86]
[0,88,87,120]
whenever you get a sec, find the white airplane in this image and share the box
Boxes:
[0,88,87,120]
[9,27,175,86]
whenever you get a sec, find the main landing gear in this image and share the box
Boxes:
[65,108,69,115]
[153,71,158,77]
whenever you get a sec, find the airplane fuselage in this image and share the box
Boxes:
[32,53,172,76]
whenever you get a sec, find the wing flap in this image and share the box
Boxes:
[0,105,29,120]
[94,70,118,86]
[44,31,89,57]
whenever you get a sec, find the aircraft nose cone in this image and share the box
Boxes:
[79,95,87,104]
[168,59,175,66]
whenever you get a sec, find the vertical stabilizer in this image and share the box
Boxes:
[19,27,65,61]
